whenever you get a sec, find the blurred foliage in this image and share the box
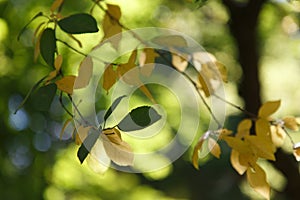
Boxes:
[0,0,300,199]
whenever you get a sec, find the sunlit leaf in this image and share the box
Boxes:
[18,12,43,41]
[118,106,161,132]
[55,75,76,94]
[230,150,247,175]
[102,128,133,166]
[258,100,281,118]
[218,128,232,138]
[198,72,211,97]
[31,83,57,111]
[236,119,252,139]
[40,28,56,67]
[293,142,300,161]
[77,127,99,164]
[208,138,221,159]
[247,164,270,200]
[192,138,205,170]
[255,118,271,138]
[270,125,286,147]
[104,95,127,121]
[172,53,188,72]
[283,116,299,131]
[50,0,64,12]
[222,136,251,154]
[139,48,159,77]
[74,56,93,89]
[238,153,257,167]
[58,13,99,34]
[102,64,118,93]
[245,135,275,161]
[151,35,188,47]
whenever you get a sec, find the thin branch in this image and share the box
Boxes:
[59,91,74,118]
[67,94,89,126]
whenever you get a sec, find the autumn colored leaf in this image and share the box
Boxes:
[283,116,299,131]
[55,75,76,94]
[245,135,275,161]
[50,0,64,12]
[270,125,286,147]
[222,136,251,154]
[198,71,211,97]
[102,64,118,93]
[293,142,300,161]
[258,100,281,118]
[54,54,63,71]
[208,138,221,159]
[151,35,188,47]
[172,53,188,72]
[192,138,205,170]
[74,56,93,89]
[255,118,271,138]
[230,150,248,175]
[236,119,252,139]
[139,48,158,77]
[247,164,271,200]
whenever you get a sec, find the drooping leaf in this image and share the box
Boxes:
[74,56,93,89]
[77,128,100,164]
[293,142,300,161]
[118,106,161,132]
[208,138,221,159]
[31,83,57,111]
[198,71,211,97]
[40,28,56,67]
[236,119,252,139]
[230,150,248,175]
[102,64,118,93]
[58,13,99,34]
[102,128,133,166]
[106,4,121,19]
[104,95,127,121]
[245,135,275,161]
[258,100,281,118]
[255,118,271,138]
[151,35,188,47]
[55,75,76,94]
[247,164,271,200]
[139,48,159,77]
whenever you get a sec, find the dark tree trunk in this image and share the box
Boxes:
[222,0,300,199]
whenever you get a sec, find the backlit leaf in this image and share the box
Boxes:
[139,48,159,77]
[293,143,300,161]
[151,35,188,47]
[230,150,247,175]
[222,136,251,154]
[283,116,299,131]
[208,138,221,159]
[236,119,252,139]
[247,164,270,200]
[104,95,127,121]
[74,56,93,89]
[55,75,76,94]
[245,135,275,161]
[198,72,211,97]
[270,125,286,147]
[106,4,121,20]
[58,13,99,34]
[192,138,205,170]
[172,53,188,72]
[40,28,56,67]
[102,64,118,93]
[258,100,281,118]
[118,106,161,132]
[255,118,271,138]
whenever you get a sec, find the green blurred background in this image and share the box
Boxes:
[1,0,300,199]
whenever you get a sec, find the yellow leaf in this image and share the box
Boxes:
[255,118,271,138]
[139,48,158,77]
[103,127,122,145]
[247,164,270,200]
[101,130,133,166]
[106,4,121,20]
[45,70,57,83]
[293,143,300,161]
[222,136,251,154]
[208,138,221,159]
[192,138,205,170]
[218,129,232,138]
[172,53,188,72]
[258,100,281,118]
[118,50,140,85]
[151,35,188,47]
[198,71,211,97]
[50,0,64,12]
[55,75,76,94]
[230,150,248,175]
[270,125,286,147]
[139,85,156,104]
[245,135,276,161]
[102,64,118,93]
[74,56,93,89]
[238,153,257,167]
[236,119,252,139]
[283,116,299,131]
[54,54,63,71]
[216,61,228,82]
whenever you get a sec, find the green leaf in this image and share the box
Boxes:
[31,83,57,111]
[40,28,56,67]
[118,106,161,132]
[58,13,99,34]
[77,128,100,164]
[104,95,126,121]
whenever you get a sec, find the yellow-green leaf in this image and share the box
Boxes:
[74,56,93,89]
[247,164,270,200]
[258,100,281,118]
[55,75,76,94]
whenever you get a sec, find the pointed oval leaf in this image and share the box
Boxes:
[258,100,281,118]
[58,13,99,34]
[74,56,93,89]
[230,150,247,175]
[208,138,221,159]
[247,164,271,200]
[283,116,299,131]
[118,106,161,132]
[55,75,76,94]
[31,83,57,111]
[104,95,127,121]
[40,28,56,67]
